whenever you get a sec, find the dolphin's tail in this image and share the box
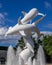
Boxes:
[38,13,45,16]
[33,14,46,25]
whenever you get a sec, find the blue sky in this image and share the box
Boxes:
[0,0,52,31]
[0,0,52,47]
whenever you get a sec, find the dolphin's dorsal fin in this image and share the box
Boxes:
[21,11,27,16]
[32,15,46,26]
[18,16,22,24]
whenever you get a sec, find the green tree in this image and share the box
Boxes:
[43,36,52,62]
[16,35,52,62]
[16,37,25,49]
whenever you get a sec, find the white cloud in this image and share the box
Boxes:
[44,1,51,9]
[40,31,52,36]
[0,12,20,46]
[32,31,52,38]
[0,27,7,35]
[0,35,21,45]
[0,12,14,27]
[0,39,18,45]
[0,10,20,46]
[0,27,21,39]
[0,26,52,46]
[0,27,21,45]
[0,13,4,18]
[0,13,5,26]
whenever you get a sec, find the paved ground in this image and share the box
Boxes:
[0,63,52,65]
[46,64,52,65]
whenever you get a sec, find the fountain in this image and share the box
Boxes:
[27,57,33,65]
[6,45,16,65]
[33,58,37,65]
[16,46,22,65]
[37,45,46,65]
[5,8,46,65]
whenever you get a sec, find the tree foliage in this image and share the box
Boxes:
[17,35,52,56]
[43,36,52,56]
[17,37,25,49]
[17,35,52,62]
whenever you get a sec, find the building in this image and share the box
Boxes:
[0,46,16,65]
[0,46,7,64]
